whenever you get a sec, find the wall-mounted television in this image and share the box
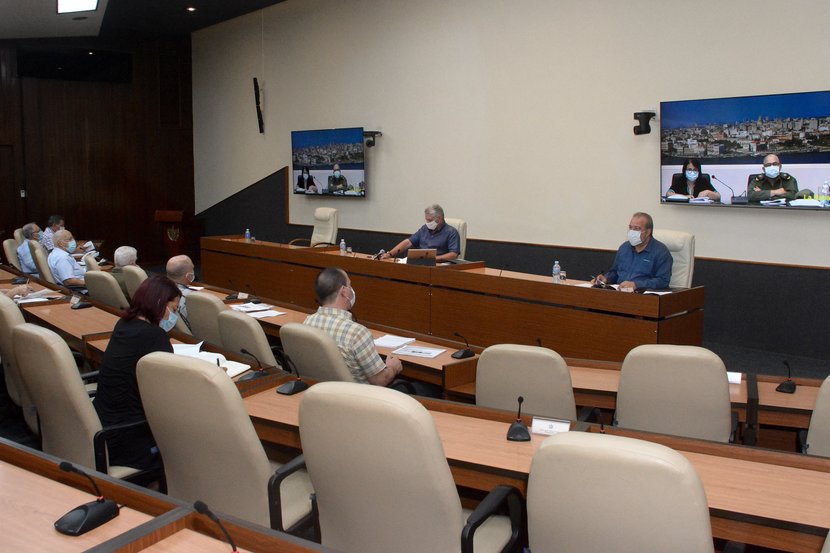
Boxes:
[660,90,830,209]
[291,127,366,197]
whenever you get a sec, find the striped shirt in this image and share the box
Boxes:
[304,307,385,383]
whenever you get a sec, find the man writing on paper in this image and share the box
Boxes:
[304,268,403,386]
[381,204,460,262]
[748,154,798,203]
[593,212,672,291]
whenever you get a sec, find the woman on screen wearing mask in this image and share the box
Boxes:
[667,158,720,201]
[295,165,317,193]
[93,275,181,470]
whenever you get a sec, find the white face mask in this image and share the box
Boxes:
[764,165,780,179]
[685,170,699,182]
[348,286,356,308]
[627,229,643,247]
[425,220,438,231]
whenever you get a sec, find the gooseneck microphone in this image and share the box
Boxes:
[776,360,797,394]
[237,348,269,382]
[244,283,261,304]
[372,249,386,260]
[712,174,748,205]
[225,279,240,301]
[506,396,531,442]
[55,461,120,536]
[194,500,238,553]
[451,332,475,359]
[277,352,310,395]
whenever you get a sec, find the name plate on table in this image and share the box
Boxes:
[531,417,571,436]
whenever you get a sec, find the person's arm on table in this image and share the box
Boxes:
[367,355,403,387]
[630,247,673,290]
[436,230,460,262]
[382,238,413,260]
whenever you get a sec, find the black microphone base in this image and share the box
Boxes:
[224,293,239,301]
[506,420,531,442]
[451,348,475,359]
[277,378,309,395]
[776,379,797,394]
[55,499,119,536]
[731,196,748,205]
[237,369,269,382]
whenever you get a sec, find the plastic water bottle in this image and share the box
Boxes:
[552,260,561,284]
[244,228,251,241]
[340,239,347,256]
[821,181,829,206]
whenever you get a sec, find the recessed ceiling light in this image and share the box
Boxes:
[186,6,196,12]
[57,0,99,14]
[88,51,94,55]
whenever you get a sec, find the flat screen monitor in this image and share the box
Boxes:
[292,127,366,197]
[660,90,830,209]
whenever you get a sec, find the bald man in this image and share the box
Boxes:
[748,154,799,203]
[166,255,195,330]
[47,229,86,287]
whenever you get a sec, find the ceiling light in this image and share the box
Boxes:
[57,0,99,14]
[186,6,196,12]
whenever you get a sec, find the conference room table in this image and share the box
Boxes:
[200,236,705,362]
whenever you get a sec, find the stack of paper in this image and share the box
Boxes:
[172,342,251,378]
[231,302,274,313]
[374,334,415,348]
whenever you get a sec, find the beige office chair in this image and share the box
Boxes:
[0,295,38,433]
[296,381,522,553]
[13,323,143,479]
[122,264,148,300]
[136,352,314,532]
[3,239,20,270]
[29,239,56,284]
[615,344,733,443]
[804,375,830,457]
[476,344,576,421]
[85,270,129,310]
[652,229,695,288]
[445,217,467,259]
[82,252,101,271]
[185,291,226,345]
[218,310,279,368]
[288,207,338,247]
[13,227,24,245]
[527,432,713,552]
[279,323,353,382]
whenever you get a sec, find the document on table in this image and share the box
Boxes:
[643,290,672,295]
[231,302,274,313]
[726,371,742,385]
[248,310,285,319]
[392,345,446,358]
[172,342,250,378]
[760,198,787,206]
[374,334,415,348]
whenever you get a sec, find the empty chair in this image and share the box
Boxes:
[615,344,733,443]
[476,344,576,421]
[85,270,129,310]
[288,207,338,247]
[185,291,226,345]
[3,239,20,270]
[297,381,522,553]
[279,323,353,382]
[136,352,313,532]
[445,217,468,259]
[527,432,713,553]
[29,239,56,284]
[0,295,38,433]
[82,252,101,271]
[652,229,695,288]
[218,310,279,368]
[804,375,830,457]
[123,264,148,299]
[13,227,24,245]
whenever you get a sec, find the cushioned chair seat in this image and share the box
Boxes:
[3,239,21,270]
[652,229,694,288]
[445,217,468,259]
[805,375,830,457]
[289,207,338,247]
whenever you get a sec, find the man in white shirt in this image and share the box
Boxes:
[47,229,85,287]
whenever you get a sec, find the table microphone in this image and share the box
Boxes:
[238,348,269,381]
[277,352,309,395]
[372,249,386,260]
[451,332,475,359]
[54,461,120,536]
[507,396,531,442]
[712,174,748,205]
[776,360,796,394]
[194,500,238,553]
[244,283,261,304]
[224,279,239,301]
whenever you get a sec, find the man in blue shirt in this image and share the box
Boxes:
[16,222,40,276]
[47,229,86,288]
[382,204,460,262]
[594,212,672,291]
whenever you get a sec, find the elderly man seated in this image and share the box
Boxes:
[47,229,86,288]
[166,254,195,331]
[16,222,40,276]
[111,246,138,299]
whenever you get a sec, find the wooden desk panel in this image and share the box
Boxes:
[21,300,119,348]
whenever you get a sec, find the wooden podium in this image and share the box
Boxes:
[155,210,184,258]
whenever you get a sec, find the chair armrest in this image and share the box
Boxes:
[287,238,310,247]
[268,454,316,534]
[461,484,523,553]
[80,370,99,381]
[577,405,602,423]
[93,419,152,473]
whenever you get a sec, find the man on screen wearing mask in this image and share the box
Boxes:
[47,229,86,287]
[382,203,460,262]
[748,154,798,203]
[304,268,403,386]
[593,212,672,292]
[327,163,348,192]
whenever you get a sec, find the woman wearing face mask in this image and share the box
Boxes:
[295,165,317,193]
[93,275,181,469]
[667,158,720,201]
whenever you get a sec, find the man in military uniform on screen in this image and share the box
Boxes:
[747,154,798,203]
[327,164,348,193]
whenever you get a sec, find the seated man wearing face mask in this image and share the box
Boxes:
[166,254,196,331]
[327,163,348,193]
[304,268,404,386]
[748,154,799,203]
[592,212,672,291]
[381,203,460,262]
[47,229,86,288]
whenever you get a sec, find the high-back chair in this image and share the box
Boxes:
[3,239,21,270]
[85,270,129,310]
[0,295,38,433]
[13,227,24,245]
[652,229,695,288]
[476,344,576,421]
[288,207,338,247]
[279,323,353,382]
[136,352,313,532]
[122,264,148,300]
[298,381,522,553]
[82,252,101,271]
[804,375,830,457]
[445,217,468,259]
[29,239,56,284]
[527,432,713,552]
[185,291,226,345]
[615,344,733,443]
[218,310,279,368]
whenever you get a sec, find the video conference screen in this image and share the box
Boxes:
[291,127,366,197]
[660,90,830,208]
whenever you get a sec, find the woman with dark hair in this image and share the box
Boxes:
[295,165,314,192]
[93,274,182,469]
[667,158,721,201]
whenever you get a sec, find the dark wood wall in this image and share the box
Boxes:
[0,38,194,264]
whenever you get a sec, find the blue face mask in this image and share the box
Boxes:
[67,240,77,254]
[685,170,699,182]
[334,171,341,178]
[764,165,780,179]
[160,308,178,332]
